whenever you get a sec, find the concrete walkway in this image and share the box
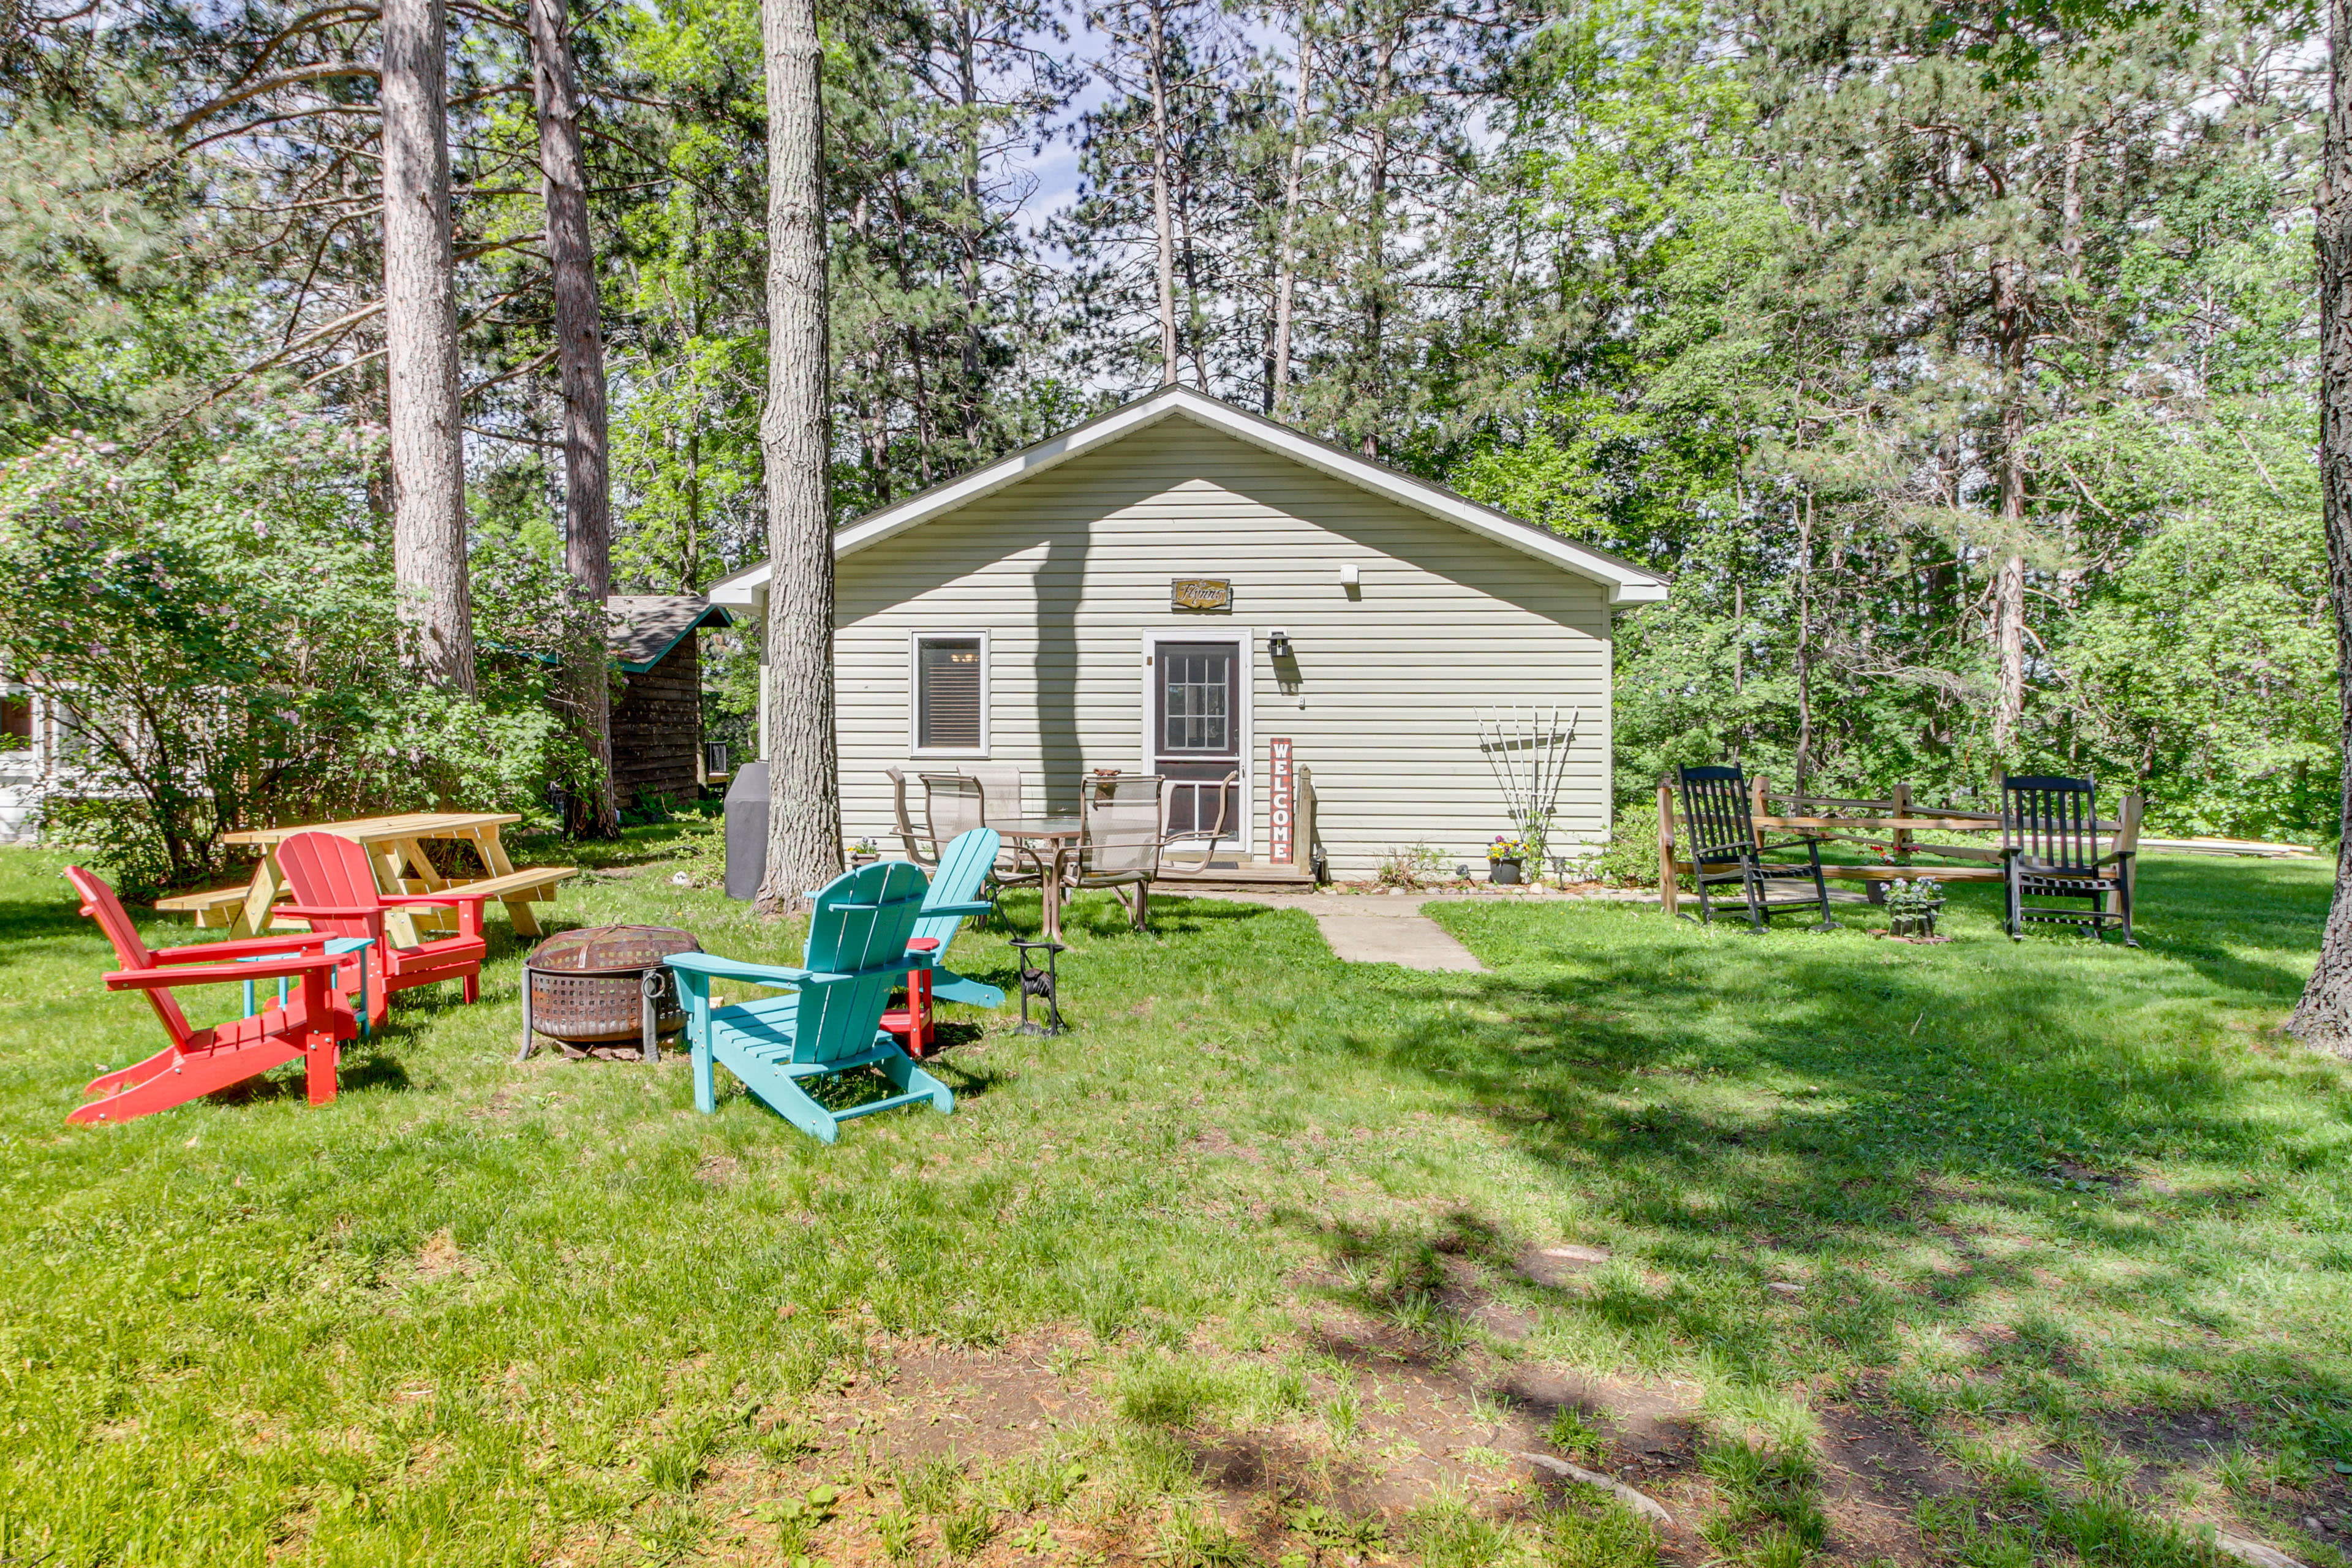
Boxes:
[1193,886,1646,973]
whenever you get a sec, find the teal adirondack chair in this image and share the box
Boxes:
[667,861,980,1142]
[883,828,1007,1057]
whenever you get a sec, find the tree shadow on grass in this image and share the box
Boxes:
[1336,856,2352,1443]
[0,892,92,946]
[983,889,1276,945]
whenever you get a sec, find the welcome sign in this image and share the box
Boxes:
[1268,736,1295,864]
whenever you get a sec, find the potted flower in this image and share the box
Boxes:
[848,837,881,868]
[1487,833,1528,885]
[1885,876,1944,937]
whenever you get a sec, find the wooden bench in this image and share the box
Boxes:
[159,867,579,930]
[154,883,281,930]
[1657,775,2142,920]
[399,866,579,902]
[1668,859,2003,905]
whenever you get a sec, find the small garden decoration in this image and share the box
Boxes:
[1883,876,1945,940]
[1487,832,1528,885]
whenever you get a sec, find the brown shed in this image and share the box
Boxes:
[605,595,733,810]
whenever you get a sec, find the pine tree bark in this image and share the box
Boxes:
[382,0,474,692]
[2292,0,2352,1054]
[956,5,987,437]
[529,0,618,837]
[1269,13,1313,415]
[756,0,842,911]
[1145,0,1178,386]
[1990,253,2030,753]
[1359,28,1396,459]
[1795,484,1815,794]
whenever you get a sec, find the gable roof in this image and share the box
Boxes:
[605,595,733,674]
[707,385,1671,608]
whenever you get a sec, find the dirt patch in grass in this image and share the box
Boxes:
[679,1324,1725,1564]
[820,1336,1107,1466]
[410,1228,470,1283]
[1814,1401,1973,1563]
[1187,1125,1266,1163]
[2095,1404,2258,1467]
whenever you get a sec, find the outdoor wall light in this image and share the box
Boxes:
[1339,563,1360,589]
[1268,628,1293,658]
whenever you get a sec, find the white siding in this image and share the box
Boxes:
[807,420,1614,878]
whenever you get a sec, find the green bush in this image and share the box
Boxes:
[1586,803,1665,888]
[0,417,585,895]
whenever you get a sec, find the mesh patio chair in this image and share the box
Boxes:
[884,767,937,867]
[2001,774,2137,947]
[1072,773,1167,931]
[1675,764,1836,932]
[921,772,987,845]
[919,770,1042,923]
[1155,769,1237,878]
[956,764,1026,818]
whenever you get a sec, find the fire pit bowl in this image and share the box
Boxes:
[519,924,703,1063]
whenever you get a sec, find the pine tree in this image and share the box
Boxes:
[2293,0,2352,1051]
[529,0,619,836]
[757,0,842,909]
[383,0,475,691]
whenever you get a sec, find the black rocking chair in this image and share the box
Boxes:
[1675,764,1837,932]
[2001,775,2136,948]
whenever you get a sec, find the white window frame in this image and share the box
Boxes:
[908,631,991,759]
[1139,628,1253,851]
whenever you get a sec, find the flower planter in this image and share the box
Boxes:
[1888,899,1944,938]
[1489,858,1523,886]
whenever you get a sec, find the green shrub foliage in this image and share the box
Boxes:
[0,413,586,894]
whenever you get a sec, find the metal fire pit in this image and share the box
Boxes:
[518,925,702,1063]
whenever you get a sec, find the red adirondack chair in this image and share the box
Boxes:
[66,867,357,1126]
[275,830,489,1028]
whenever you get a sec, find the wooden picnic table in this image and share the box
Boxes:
[156,812,577,945]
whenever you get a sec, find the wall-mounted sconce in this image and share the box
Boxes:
[1268,628,1293,658]
[1339,563,1360,589]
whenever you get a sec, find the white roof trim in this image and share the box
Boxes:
[706,386,1672,608]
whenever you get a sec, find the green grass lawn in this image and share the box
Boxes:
[1,833,2347,1568]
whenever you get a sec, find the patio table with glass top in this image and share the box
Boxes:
[992,816,1084,943]
[153,812,578,944]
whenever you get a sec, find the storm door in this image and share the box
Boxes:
[1153,641,1242,842]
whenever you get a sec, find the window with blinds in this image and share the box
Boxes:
[916,637,984,751]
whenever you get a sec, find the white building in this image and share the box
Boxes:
[0,685,102,844]
[709,386,1668,880]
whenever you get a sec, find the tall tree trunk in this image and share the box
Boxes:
[382,0,474,692]
[1795,484,1814,794]
[1990,253,2030,754]
[1270,12,1313,415]
[529,0,618,837]
[1359,29,1395,458]
[1176,153,1210,387]
[2060,130,2087,284]
[2293,0,2352,1054]
[957,6,986,439]
[1145,0,1178,385]
[756,0,841,911]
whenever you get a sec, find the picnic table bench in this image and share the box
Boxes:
[156,812,576,944]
